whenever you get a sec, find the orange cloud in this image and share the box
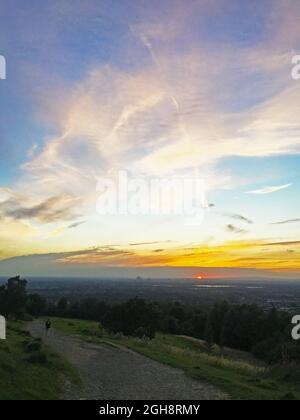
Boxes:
[49,240,300,272]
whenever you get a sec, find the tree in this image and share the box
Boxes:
[209,300,230,345]
[0,276,28,318]
[192,310,207,339]
[56,297,68,316]
[221,304,265,351]
[204,317,214,352]
[27,293,47,316]
[103,297,160,338]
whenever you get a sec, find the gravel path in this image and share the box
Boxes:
[29,320,226,400]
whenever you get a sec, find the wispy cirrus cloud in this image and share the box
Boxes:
[0,192,80,223]
[67,221,86,229]
[1,0,300,266]
[18,1,300,197]
[272,218,300,225]
[245,184,292,195]
[129,241,174,247]
[265,240,300,246]
[226,224,248,234]
[225,214,253,224]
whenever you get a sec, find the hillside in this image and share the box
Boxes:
[29,319,225,400]
[0,321,79,400]
[1,317,299,400]
[44,317,300,400]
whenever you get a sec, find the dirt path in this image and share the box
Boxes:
[29,320,226,400]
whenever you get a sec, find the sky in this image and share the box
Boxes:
[0,0,300,278]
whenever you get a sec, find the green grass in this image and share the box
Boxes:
[0,320,80,400]
[50,317,300,400]
[48,317,120,348]
[48,317,100,336]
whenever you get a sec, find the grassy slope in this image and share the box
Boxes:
[51,317,300,400]
[0,320,80,400]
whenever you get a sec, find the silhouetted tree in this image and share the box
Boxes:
[27,293,47,316]
[192,309,207,339]
[103,297,160,338]
[221,304,265,351]
[56,297,68,316]
[0,276,28,318]
[204,317,214,352]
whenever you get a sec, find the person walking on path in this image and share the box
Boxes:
[45,319,52,336]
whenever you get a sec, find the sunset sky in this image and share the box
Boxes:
[0,0,300,278]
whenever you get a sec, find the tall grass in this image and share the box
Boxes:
[130,338,266,376]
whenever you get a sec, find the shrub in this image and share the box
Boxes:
[112,332,124,339]
[1,361,16,373]
[134,327,150,339]
[18,330,31,337]
[24,340,42,353]
[25,350,48,364]
[22,313,33,322]
[253,338,300,364]
[252,338,280,364]
[270,363,300,384]
[97,323,104,338]
[280,392,297,400]
[81,328,101,337]
[211,344,221,356]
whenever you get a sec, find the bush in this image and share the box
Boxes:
[134,327,150,339]
[97,323,104,338]
[0,361,16,373]
[81,328,101,337]
[22,313,33,322]
[252,338,280,363]
[211,344,221,356]
[253,338,300,364]
[24,339,42,353]
[111,332,124,339]
[280,392,297,400]
[270,363,300,384]
[25,350,48,364]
